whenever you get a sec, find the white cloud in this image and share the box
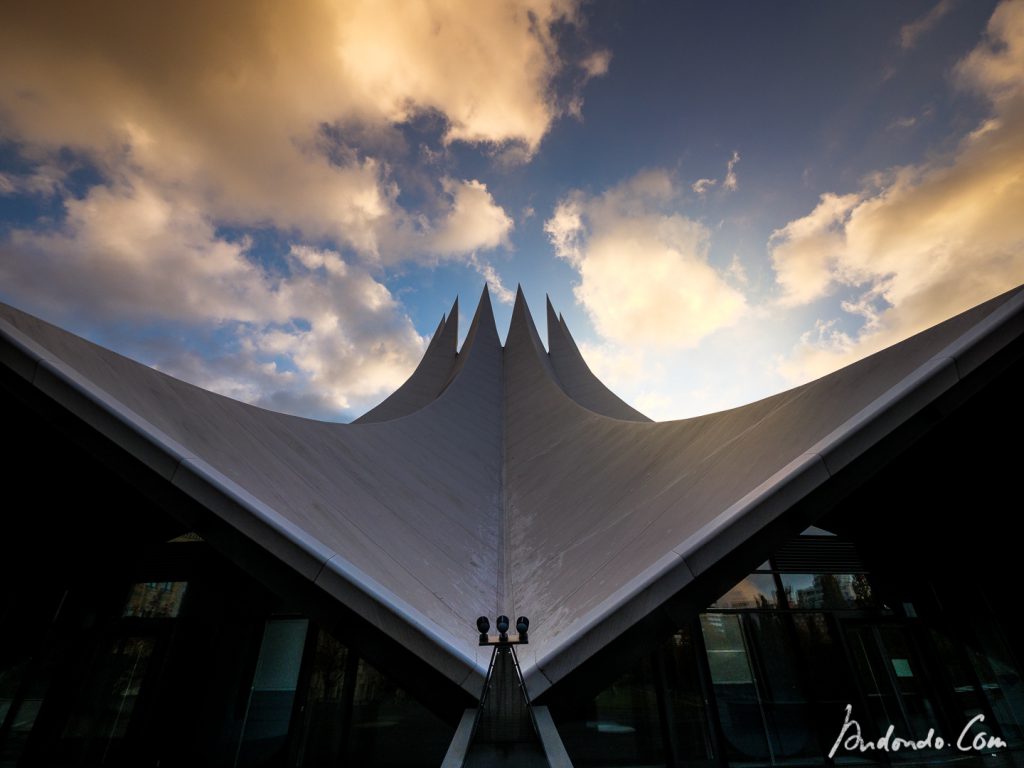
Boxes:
[334,0,582,152]
[723,150,741,191]
[426,179,514,256]
[467,254,516,305]
[772,0,1024,380]
[0,177,426,417]
[726,254,749,286]
[900,0,957,50]
[545,170,747,348]
[691,178,717,196]
[769,192,861,306]
[688,150,740,197]
[0,0,599,259]
[887,115,919,130]
[955,0,1024,103]
[0,165,67,198]
[580,50,612,78]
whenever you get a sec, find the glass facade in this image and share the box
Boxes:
[3,289,1022,767]
[0,535,454,767]
[548,530,1024,767]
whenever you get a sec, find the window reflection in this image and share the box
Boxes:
[779,573,873,610]
[345,657,453,766]
[550,529,1024,768]
[710,574,781,610]
[967,624,1024,748]
[662,627,715,765]
[745,614,818,761]
[791,613,873,763]
[548,655,667,766]
[701,613,770,763]
[236,618,308,768]
[288,627,451,767]
[295,629,351,766]
[59,636,155,764]
[122,581,188,618]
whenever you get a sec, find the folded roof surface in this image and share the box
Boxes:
[2,284,1021,696]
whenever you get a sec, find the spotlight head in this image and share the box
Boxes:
[496,615,510,635]
[516,616,529,634]
[476,616,490,634]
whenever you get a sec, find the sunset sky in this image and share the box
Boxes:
[2,0,1022,421]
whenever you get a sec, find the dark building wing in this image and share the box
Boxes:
[355,296,459,424]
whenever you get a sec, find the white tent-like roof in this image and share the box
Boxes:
[1,285,1021,698]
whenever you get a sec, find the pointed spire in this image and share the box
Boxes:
[443,284,500,388]
[420,312,447,358]
[465,283,498,349]
[434,296,459,358]
[506,284,558,382]
[545,310,651,422]
[546,295,560,355]
[557,314,582,356]
[352,296,461,423]
[449,295,459,326]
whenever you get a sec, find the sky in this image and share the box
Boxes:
[1,0,1022,422]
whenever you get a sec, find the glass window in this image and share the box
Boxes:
[0,657,47,765]
[780,573,873,610]
[966,623,1024,748]
[293,628,352,766]
[710,574,781,610]
[344,657,454,766]
[0,658,30,735]
[236,618,308,768]
[791,613,876,763]
[59,636,156,764]
[122,581,188,618]
[555,658,667,766]
[662,626,715,765]
[745,613,819,762]
[700,613,770,763]
[289,627,454,767]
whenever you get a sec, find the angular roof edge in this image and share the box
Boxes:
[2,286,1022,702]
[0,316,487,695]
[522,287,1024,696]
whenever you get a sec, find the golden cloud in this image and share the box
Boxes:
[546,170,747,348]
[772,0,1024,381]
[0,0,593,253]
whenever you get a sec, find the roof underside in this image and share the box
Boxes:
[1,284,1022,697]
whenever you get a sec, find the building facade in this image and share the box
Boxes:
[1,286,1022,766]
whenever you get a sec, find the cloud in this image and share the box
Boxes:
[0,0,597,256]
[0,165,67,198]
[426,179,513,256]
[955,0,1024,103]
[689,151,739,197]
[772,0,1024,380]
[769,192,861,306]
[334,0,584,152]
[545,170,747,348]
[0,176,426,417]
[580,50,612,78]
[723,150,741,191]
[691,178,717,196]
[467,255,516,305]
[900,0,957,50]
[0,0,607,415]
[726,254,749,286]
[887,115,918,131]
